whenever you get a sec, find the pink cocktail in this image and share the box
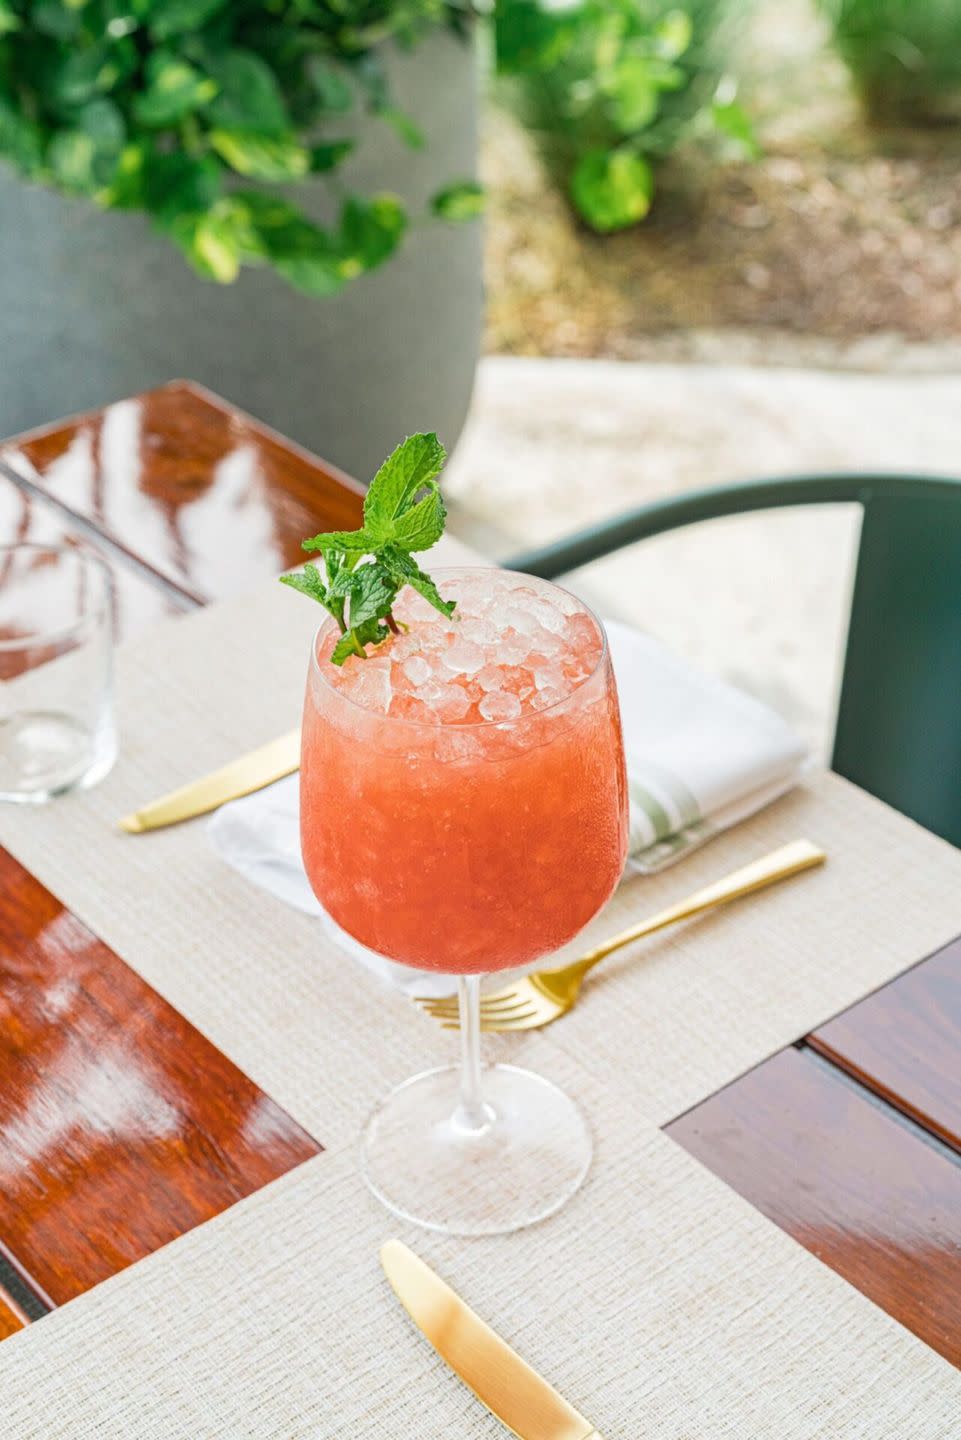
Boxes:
[300,568,628,1233]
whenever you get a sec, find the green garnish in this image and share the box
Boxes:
[280,432,455,664]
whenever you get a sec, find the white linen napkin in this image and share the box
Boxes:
[208,619,806,991]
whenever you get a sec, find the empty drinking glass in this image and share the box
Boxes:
[0,543,116,802]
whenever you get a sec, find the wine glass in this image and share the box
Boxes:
[300,568,628,1233]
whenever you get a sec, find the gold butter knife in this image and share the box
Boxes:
[118,728,300,833]
[382,1240,604,1440]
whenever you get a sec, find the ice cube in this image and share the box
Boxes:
[476,664,504,692]
[345,661,392,713]
[430,684,472,722]
[531,683,569,711]
[565,611,600,653]
[498,633,532,666]
[443,639,485,676]
[504,605,539,637]
[402,655,432,687]
[528,628,563,662]
[530,597,566,634]
[534,664,567,693]
[479,690,522,723]
[460,617,497,646]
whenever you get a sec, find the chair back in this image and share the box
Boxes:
[834,485,961,846]
[509,474,961,848]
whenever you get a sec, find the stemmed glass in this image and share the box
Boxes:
[299,568,627,1234]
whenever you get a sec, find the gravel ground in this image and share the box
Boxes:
[482,0,961,366]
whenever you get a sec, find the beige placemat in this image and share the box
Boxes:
[1,549,960,1434]
[2,1074,959,1438]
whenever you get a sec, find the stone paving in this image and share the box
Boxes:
[445,357,961,758]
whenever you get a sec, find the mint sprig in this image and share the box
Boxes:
[280,432,455,664]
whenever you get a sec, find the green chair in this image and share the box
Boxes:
[507,474,961,849]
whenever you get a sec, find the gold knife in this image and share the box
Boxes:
[382,1240,604,1440]
[118,728,301,833]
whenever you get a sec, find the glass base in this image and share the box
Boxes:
[361,1063,592,1235]
[0,711,116,803]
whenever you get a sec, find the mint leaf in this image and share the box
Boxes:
[331,618,389,666]
[347,562,398,629]
[363,433,447,542]
[390,485,446,553]
[302,528,375,555]
[382,545,456,619]
[279,562,328,604]
[280,432,452,663]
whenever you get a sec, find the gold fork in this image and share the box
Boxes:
[414,839,825,1032]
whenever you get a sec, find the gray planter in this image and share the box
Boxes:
[0,29,482,479]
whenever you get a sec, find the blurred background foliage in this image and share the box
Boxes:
[0,0,481,292]
[494,0,756,232]
[817,0,961,125]
[1,0,961,288]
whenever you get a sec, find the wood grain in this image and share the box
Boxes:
[0,1286,25,1341]
[0,849,321,1306]
[0,384,366,1339]
[809,935,961,1155]
[0,380,365,604]
[666,1045,961,1367]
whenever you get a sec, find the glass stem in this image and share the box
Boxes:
[455,974,490,1134]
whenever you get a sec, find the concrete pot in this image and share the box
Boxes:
[0,28,482,479]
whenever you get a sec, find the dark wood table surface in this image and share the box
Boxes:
[1,383,959,1367]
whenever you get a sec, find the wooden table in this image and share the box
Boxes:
[1,383,958,1368]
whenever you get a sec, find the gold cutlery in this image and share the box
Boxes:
[382,1240,605,1439]
[118,728,300,832]
[415,838,825,1032]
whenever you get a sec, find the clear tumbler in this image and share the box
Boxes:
[0,543,116,802]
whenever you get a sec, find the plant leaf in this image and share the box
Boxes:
[431,180,485,221]
[494,0,575,75]
[363,432,447,541]
[382,545,456,618]
[571,147,654,232]
[712,99,760,159]
[144,151,222,225]
[209,128,310,180]
[338,193,406,275]
[302,528,376,555]
[53,41,136,108]
[331,618,389,666]
[168,210,241,282]
[307,60,353,113]
[133,52,218,129]
[149,0,231,42]
[310,139,353,173]
[380,106,423,149]
[0,100,45,178]
[279,563,329,605]
[605,56,660,133]
[49,98,126,192]
[654,10,693,60]
[390,486,447,553]
[30,2,79,40]
[205,51,289,137]
[347,562,398,629]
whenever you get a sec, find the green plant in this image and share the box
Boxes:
[0,0,481,294]
[494,0,756,232]
[818,0,961,123]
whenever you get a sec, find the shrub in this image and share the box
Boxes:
[0,0,482,294]
[493,0,755,232]
[818,0,961,123]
